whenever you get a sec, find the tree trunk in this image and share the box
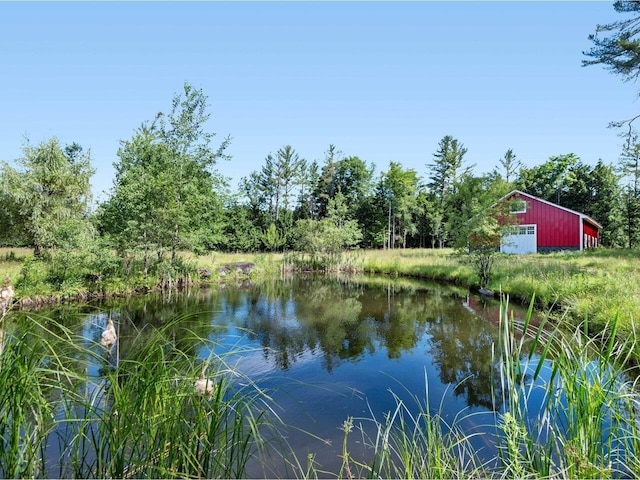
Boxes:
[172,223,179,266]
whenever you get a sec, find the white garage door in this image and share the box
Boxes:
[501,225,537,254]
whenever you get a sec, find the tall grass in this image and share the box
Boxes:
[0,313,273,478]
[314,296,640,479]
[493,297,640,478]
[0,313,87,478]
[3,276,640,478]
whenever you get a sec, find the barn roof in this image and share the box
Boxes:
[498,190,603,230]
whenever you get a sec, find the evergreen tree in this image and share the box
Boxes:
[620,135,640,247]
[1,138,94,256]
[426,135,470,247]
[496,148,522,184]
[588,160,625,247]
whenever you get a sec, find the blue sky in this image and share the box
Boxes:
[0,1,637,202]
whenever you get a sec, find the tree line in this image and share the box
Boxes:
[5,0,640,280]
[0,82,636,268]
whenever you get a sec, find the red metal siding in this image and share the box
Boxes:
[583,222,598,238]
[583,221,599,248]
[509,194,580,248]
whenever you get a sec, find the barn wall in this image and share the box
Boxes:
[511,195,580,248]
[583,221,599,249]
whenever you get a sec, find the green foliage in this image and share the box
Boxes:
[583,1,640,88]
[516,153,580,206]
[293,193,363,269]
[16,256,52,296]
[496,148,522,184]
[221,203,263,252]
[262,223,286,252]
[464,197,516,288]
[426,135,471,248]
[0,138,94,256]
[97,82,229,263]
[244,145,306,225]
[496,298,639,478]
[0,315,268,479]
[313,147,374,221]
[376,162,421,249]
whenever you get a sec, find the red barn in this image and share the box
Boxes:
[497,190,602,254]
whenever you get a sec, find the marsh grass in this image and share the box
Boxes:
[357,248,640,363]
[0,312,89,478]
[0,312,274,479]
[494,297,640,478]
[304,295,640,480]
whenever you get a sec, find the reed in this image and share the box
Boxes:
[0,313,273,478]
[310,295,640,480]
[0,313,89,478]
[362,385,489,479]
[494,297,640,478]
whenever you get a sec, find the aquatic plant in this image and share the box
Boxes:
[0,314,272,479]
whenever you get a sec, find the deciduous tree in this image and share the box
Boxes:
[97,82,229,265]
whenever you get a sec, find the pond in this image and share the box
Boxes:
[5,274,634,478]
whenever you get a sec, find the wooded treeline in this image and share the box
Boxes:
[0,82,636,268]
[7,0,640,271]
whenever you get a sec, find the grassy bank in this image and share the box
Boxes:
[357,248,640,353]
[0,248,281,306]
[2,246,639,355]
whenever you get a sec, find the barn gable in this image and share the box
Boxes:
[496,190,601,254]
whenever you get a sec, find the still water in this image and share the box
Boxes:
[25,275,538,476]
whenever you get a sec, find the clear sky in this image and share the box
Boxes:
[1,1,637,203]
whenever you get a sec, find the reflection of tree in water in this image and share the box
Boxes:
[22,278,508,411]
[236,280,370,372]
[362,283,435,359]
[295,288,369,373]
[425,302,502,410]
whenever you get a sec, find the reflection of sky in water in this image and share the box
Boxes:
[189,284,526,475]
[34,277,627,477]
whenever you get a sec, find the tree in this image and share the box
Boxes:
[314,144,343,218]
[98,82,229,265]
[294,192,362,269]
[333,156,375,216]
[221,202,262,252]
[378,162,420,249]
[584,2,640,136]
[467,198,516,289]
[1,138,94,256]
[516,154,580,206]
[496,149,522,184]
[587,160,625,247]
[244,145,305,224]
[446,172,509,249]
[295,160,318,220]
[262,222,287,252]
[620,134,640,247]
[583,1,640,88]
[427,135,470,247]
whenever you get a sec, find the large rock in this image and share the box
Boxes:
[218,262,255,277]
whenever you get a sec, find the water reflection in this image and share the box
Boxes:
[10,276,530,415]
[202,275,515,411]
[7,275,546,477]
